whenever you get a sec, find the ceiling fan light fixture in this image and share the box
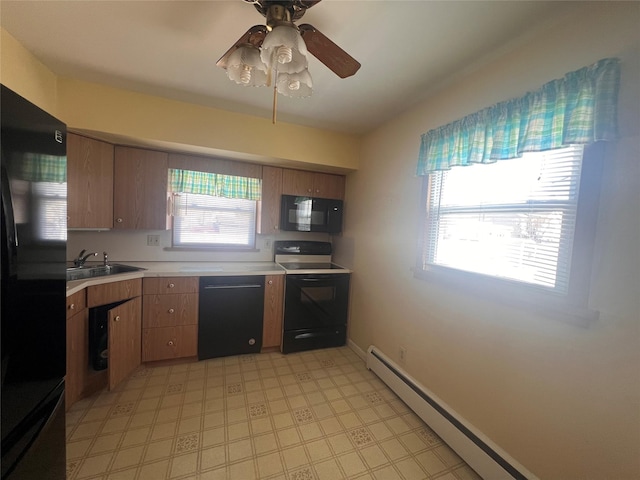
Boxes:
[227,45,268,87]
[277,69,313,98]
[260,25,308,74]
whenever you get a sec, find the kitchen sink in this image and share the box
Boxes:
[66,263,146,281]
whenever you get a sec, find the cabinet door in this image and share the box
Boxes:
[142,325,197,362]
[313,172,345,200]
[108,296,142,390]
[87,279,142,308]
[282,169,314,196]
[113,146,169,230]
[262,275,284,349]
[143,277,198,295]
[67,133,114,229]
[66,308,88,410]
[143,293,198,328]
[258,166,282,235]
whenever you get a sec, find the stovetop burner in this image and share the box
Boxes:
[274,241,351,274]
[278,262,344,270]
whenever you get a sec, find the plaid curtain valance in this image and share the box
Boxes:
[169,169,261,201]
[17,153,66,183]
[417,57,620,175]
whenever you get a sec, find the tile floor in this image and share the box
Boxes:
[65,346,482,480]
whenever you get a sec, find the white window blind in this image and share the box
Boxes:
[423,145,585,294]
[172,193,257,248]
[33,181,67,241]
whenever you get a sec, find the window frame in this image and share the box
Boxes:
[166,162,262,252]
[170,191,259,251]
[414,142,605,325]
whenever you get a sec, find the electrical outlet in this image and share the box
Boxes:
[399,346,407,363]
[264,238,272,248]
[147,235,160,246]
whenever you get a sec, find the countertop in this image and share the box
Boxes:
[66,261,285,296]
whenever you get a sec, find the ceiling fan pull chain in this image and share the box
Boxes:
[272,63,279,125]
[273,83,278,125]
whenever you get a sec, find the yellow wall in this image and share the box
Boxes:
[0,28,57,114]
[335,3,639,479]
[56,78,361,171]
[1,27,360,172]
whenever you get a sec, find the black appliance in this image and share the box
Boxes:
[198,276,265,360]
[1,85,67,479]
[280,195,343,233]
[275,241,351,354]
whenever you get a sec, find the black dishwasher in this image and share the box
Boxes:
[198,276,265,360]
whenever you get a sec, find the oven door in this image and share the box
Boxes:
[284,273,350,330]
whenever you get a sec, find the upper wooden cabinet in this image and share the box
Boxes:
[113,146,169,230]
[259,166,283,235]
[67,133,114,229]
[282,169,345,200]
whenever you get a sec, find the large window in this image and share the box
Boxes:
[169,169,260,249]
[417,144,603,319]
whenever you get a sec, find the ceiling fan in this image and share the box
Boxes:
[216,0,361,101]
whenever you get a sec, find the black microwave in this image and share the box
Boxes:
[280,195,343,233]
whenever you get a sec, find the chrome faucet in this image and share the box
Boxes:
[103,251,109,267]
[73,249,97,267]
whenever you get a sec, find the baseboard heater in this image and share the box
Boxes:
[366,345,537,480]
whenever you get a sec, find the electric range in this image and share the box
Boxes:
[274,241,351,353]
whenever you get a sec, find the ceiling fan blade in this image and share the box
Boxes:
[216,25,267,69]
[299,24,361,78]
[298,0,322,9]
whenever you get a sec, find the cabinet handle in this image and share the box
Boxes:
[316,189,320,193]
[168,308,175,314]
[268,280,273,285]
[168,283,175,288]
[69,303,75,310]
[116,218,123,223]
[167,340,174,346]
[248,338,256,346]
[307,188,312,192]
[114,315,121,322]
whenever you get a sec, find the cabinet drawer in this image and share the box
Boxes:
[143,293,198,328]
[66,289,86,319]
[143,277,198,295]
[142,326,197,362]
[87,279,142,307]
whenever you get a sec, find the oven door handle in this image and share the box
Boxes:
[203,284,263,289]
[294,330,340,340]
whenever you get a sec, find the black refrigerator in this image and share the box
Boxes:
[1,85,67,479]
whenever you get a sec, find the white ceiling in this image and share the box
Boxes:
[0,1,575,135]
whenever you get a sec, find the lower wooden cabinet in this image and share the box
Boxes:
[142,277,198,362]
[66,290,88,410]
[108,296,142,390]
[142,325,198,362]
[262,275,284,349]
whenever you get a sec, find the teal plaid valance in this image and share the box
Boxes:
[168,168,261,201]
[18,153,66,183]
[417,58,620,174]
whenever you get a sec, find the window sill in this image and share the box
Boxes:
[413,266,599,327]
[164,246,260,253]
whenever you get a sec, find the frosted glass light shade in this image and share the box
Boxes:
[260,25,308,74]
[277,69,313,98]
[227,45,268,87]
